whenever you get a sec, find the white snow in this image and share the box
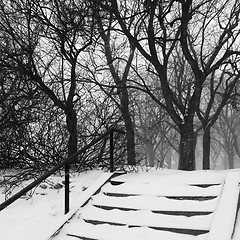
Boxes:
[0,170,104,240]
[91,192,219,212]
[59,221,208,240]
[207,172,240,240]
[102,181,223,196]
[80,204,213,230]
[0,169,240,240]
[111,169,227,185]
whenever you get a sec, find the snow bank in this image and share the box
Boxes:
[207,172,240,240]
[0,170,105,240]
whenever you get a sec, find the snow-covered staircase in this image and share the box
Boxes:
[50,170,240,240]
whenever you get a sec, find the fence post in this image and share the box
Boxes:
[65,164,70,214]
[110,130,114,172]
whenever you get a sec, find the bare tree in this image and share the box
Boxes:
[0,66,45,168]
[0,0,97,164]
[213,104,240,169]
[133,93,175,168]
[0,64,69,170]
[94,0,240,170]
[94,10,136,165]
[193,0,240,169]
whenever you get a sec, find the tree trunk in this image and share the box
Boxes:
[65,107,78,162]
[121,88,136,165]
[97,15,136,166]
[178,122,196,170]
[233,133,240,159]
[228,150,234,169]
[145,142,155,167]
[226,142,235,169]
[202,128,211,170]
[125,125,136,165]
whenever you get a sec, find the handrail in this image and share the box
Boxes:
[0,128,125,213]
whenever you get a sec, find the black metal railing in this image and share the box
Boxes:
[0,128,125,214]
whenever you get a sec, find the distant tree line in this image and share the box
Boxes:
[0,0,240,172]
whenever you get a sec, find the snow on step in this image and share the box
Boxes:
[102,182,222,197]
[50,170,240,240]
[55,221,209,240]
[59,220,208,240]
[47,172,114,240]
[80,204,213,230]
[91,192,219,212]
[111,170,226,185]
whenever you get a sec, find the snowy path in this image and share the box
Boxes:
[51,170,240,240]
[1,169,240,240]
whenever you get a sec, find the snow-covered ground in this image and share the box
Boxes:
[0,169,240,240]
[0,170,104,240]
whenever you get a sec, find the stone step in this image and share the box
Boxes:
[50,171,240,240]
